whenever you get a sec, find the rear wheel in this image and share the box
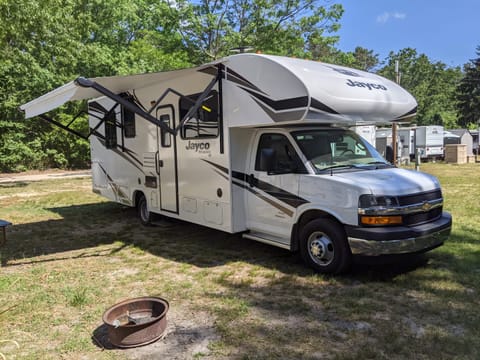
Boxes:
[137,194,152,226]
[299,218,351,274]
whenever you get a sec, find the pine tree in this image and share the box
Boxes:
[456,46,480,128]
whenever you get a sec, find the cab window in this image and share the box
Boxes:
[255,133,306,173]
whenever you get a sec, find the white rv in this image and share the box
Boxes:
[20,54,452,274]
[415,125,444,159]
[398,127,415,159]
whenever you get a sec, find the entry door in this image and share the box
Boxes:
[156,106,179,213]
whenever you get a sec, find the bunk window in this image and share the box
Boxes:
[179,90,219,139]
[105,111,117,149]
[122,106,136,138]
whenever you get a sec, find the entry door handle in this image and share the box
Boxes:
[159,160,164,168]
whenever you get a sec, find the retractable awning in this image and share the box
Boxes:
[20,62,222,119]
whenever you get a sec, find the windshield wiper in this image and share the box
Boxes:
[366,161,394,168]
[320,164,360,171]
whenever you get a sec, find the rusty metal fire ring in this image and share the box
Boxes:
[102,296,169,348]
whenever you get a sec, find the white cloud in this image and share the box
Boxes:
[377,11,407,24]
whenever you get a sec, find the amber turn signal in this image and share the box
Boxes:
[360,216,402,225]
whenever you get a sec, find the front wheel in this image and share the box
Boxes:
[137,194,152,226]
[299,218,351,274]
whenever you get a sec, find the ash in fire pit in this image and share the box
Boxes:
[103,296,169,348]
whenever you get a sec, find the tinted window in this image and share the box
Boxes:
[180,90,219,139]
[255,133,306,173]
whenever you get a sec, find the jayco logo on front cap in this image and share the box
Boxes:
[346,79,387,91]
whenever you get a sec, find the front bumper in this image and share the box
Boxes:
[346,212,452,256]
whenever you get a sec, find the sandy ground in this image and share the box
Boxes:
[0,169,92,183]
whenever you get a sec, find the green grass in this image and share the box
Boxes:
[0,165,479,359]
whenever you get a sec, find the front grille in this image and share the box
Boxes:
[399,190,443,226]
[397,189,442,206]
[403,207,442,225]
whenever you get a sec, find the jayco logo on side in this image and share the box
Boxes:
[185,141,211,152]
[346,79,387,91]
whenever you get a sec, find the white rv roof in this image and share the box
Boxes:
[222,54,417,124]
[20,54,417,124]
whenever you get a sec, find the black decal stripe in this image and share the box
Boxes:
[310,98,340,115]
[89,101,109,114]
[203,159,309,210]
[232,180,294,217]
[203,159,229,174]
[251,99,307,122]
[98,164,130,202]
[199,66,220,77]
[243,88,308,111]
[255,178,309,208]
[213,169,229,181]
[206,159,294,216]
[92,130,144,173]
[395,106,418,120]
[224,68,265,94]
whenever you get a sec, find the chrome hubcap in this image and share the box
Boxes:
[308,231,334,266]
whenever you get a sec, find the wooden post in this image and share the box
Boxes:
[392,123,398,166]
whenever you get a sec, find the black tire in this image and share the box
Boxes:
[299,218,351,274]
[137,194,152,226]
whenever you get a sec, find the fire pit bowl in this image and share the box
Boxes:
[102,296,169,348]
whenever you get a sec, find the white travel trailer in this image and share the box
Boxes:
[398,127,415,159]
[415,125,444,159]
[20,54,451,274]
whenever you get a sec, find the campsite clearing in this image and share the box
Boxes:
[0,163,479,359]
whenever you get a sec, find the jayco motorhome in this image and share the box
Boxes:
[20,54,451,274]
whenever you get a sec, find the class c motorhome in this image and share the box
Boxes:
[20,54,452,274]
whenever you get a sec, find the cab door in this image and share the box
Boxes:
[245,132,307,242]
[156,106,179,213]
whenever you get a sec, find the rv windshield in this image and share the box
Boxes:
[291,129,390,173]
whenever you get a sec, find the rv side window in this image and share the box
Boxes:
[179,90,219,139]
[255,133,306,173]
[160,114,171,147]
[105,111,117,149]
[122,106,135,138]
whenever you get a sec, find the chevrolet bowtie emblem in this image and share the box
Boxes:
[422,202,432,211]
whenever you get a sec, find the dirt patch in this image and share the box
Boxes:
[0,169,91,183]
[93,307,219,359]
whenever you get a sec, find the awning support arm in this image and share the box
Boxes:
[175,73,219,133]
[75,77,176,135]
[39,113,89,141]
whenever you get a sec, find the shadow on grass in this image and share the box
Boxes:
[1,201,471,281]
[0,182,29,189]
[2,201,478,359]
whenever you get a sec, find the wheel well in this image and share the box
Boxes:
[133,191,145,208]
[291,210,341,252]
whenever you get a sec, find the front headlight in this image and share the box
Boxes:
[358,194,399,209]
[358,194,402,226]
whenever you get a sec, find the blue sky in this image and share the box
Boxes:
[335,0,478,68]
